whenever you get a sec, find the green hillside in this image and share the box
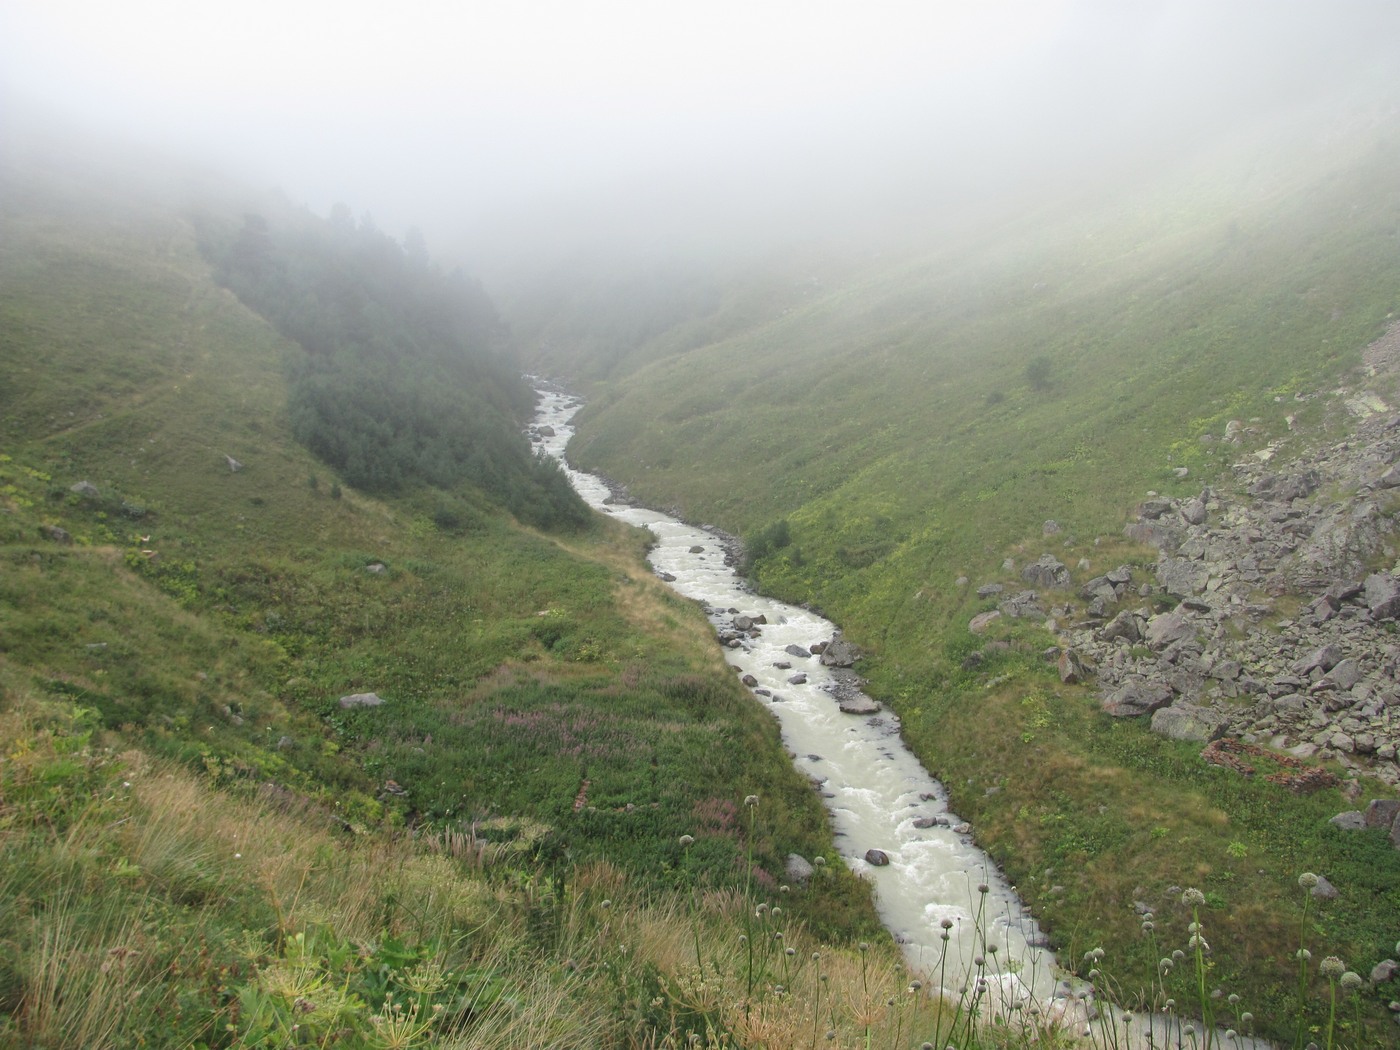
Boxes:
[538,106,1400,1041]
[0,137,898,1047]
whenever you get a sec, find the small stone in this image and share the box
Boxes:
[338,692,386,709]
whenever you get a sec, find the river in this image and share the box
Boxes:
[529,384,1060,1005]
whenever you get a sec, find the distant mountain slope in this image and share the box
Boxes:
[525,101,1400,1042]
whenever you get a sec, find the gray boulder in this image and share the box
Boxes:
[820,638,862,667]
[864,848,890,866]
[1150,704,1227,742]
[1097,610,1142,644]
[785,853,815,882]
[1157,558,1209,597]
[969,610,1002,633]
[1364,573,1400,621]
[1322,657,1362,691]
[1293,644,1343,675]
[339,692,386,709]
[1364,799,1400,830]
[1311,875,1339,900]
[1058,649,1089,684]
[1022,555,1071,589]
[999,591,1044,618]
[1144,610,1197,651]
[1102,677,1174,717]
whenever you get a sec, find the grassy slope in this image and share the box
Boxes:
[0,140,901,1046]
[549,108,1400,1041]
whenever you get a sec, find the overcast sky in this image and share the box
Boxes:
[4,1,1399,270]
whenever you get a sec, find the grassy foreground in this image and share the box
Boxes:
[543,104,1400,1045]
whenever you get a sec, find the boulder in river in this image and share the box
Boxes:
[864,848,890,866]
[820,638,862,667]
[838,695,880,715]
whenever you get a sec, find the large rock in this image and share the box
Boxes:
[864,848,890,866]
[1364,573,1400,621]
[1022,555,1071,589]
[1102,677,1174,717]
[968,610,1002,633]
[1124,520,1182,551]
[998,591,1043,618]
[1293,644,1343,675]
[1249,470,1320,502]
[785,643,814,658]
[838,695,881,715]
[1144,610,1197,651]
[1150,704,1227,742]
[1096,609,1142,644]
[819,638,862,667]
[1364,799,1400,830]
[785,854,815,882]
[1058,649,1089,684]
[1322,657,1362,690]
[1157,558,1209,597]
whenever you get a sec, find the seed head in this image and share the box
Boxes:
[978,883,989,894]
[1296,948,1312,962]
[1339,971,1363,991]
[744,794,759,807]
[1182,887,1206,907]
[678,834,695,847]
[1319,956,1345,979]
[1298,872,1320,889]
[940,918,954,929]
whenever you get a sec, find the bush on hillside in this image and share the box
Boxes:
[200,207,588,530]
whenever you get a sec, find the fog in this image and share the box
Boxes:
[4,1,1399,279]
